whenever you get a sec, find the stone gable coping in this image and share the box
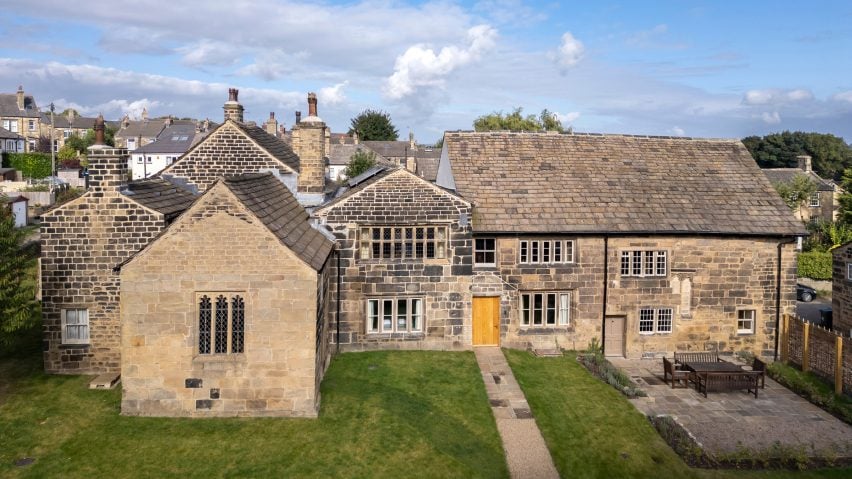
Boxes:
[314,167,471,217]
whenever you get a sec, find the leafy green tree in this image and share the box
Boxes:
[344,149,377,179]
[60,108,79,117]
[771,173,817,220]
[473,107,565,133]
[744,131,852,180]
[0,195,38,346]
[348,110,399,141]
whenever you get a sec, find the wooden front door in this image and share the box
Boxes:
[605,316,625,357]
[473,296,500,346]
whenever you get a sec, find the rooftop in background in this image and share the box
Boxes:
[0,88,39,118]
[134,122,210,154]
[441,131,807,236]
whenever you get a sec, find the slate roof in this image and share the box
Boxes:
[236,122,301,172]
[443,131,806,236]
[121,178,197,220]
[0,126,22,139]
[0,93,39,117]
[135,123,207,154]
[115,120,167,139]
[328,144,386,166]
[763,169,835,192]
[362,140,411,158]
[224,173,333,270]
[415,147,441,182]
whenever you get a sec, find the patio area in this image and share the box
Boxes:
[610,357,852,457]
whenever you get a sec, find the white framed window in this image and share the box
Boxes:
[28,119,36,131]
[520,292,571,327]
[63,130,72,139]
[366,298,423,333]
[136,156,143,164]
[475,238,496,265]
[146,156,152,163]
[621,250,667,277]
[847,263,852,280]
[809,192,820,207]
[638,307,673,334]
[359,226,447,260]
[519,239,574,264]
[197,293,245,354]
[127,138,136,149]
[2,119,18,133]
[61,308,89,344]
[28,139,35,151]
[737,310,755,334]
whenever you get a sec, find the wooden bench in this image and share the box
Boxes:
[662,357,690,388]
[674,351,721,365]
[694,371,761,398]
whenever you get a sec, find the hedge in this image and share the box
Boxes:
[3,152,51,179]
[798,251,832,280]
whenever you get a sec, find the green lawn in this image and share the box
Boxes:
[503,349,852,479]
[0,347,508,478]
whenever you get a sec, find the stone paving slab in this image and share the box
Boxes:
[474,347,559,479]
[611,358,852,457]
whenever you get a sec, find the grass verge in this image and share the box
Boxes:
[0,349,507,478]
[504,349,852,479]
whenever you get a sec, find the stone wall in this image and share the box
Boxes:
[41,148,165,373]
[316,169,473,350]
[121,184,322,417]
[832,243,852,336]
[494,236,796,358]
[292,121,326,194]
[162,122,295,193]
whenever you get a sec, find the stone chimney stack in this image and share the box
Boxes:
[405,131,416,172]
[797,155,812,173]
[141,108,149,121]
[264,111,278,136]
[16,85,24,110]
[223,88,244,123]
[292,93,327,195]
[87,114,129,194]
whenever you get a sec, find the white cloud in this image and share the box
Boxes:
[743,88,814,105]
[555,111,580,124]
[318,81,348,106]
[833,91,852,103]
[54,98,162,119]
[552,32,585,70]
[761,111,782,124]
[176,39,242,68]
[671,126,685,136]
[236,50,311,81]
[384,25,497,100]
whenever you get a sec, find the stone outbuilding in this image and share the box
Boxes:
[118,173,334,417]
[832,242,852,337]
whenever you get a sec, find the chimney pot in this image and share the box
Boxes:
[295,111,302,124]
[307,92,318,117]
[269,112,275,119]
[94,114,106,146]
[229,88,239,102]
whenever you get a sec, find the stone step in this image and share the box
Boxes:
[532,348,562,357]
[89,373,121,390]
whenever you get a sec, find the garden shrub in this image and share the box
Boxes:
[3,152,51,179]
[797,251,832,280]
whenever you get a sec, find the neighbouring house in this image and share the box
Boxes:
[41,90,805,418]
[831,242,852,337]
[326,143,391,181]
[4,194,28,227]
[0,86,41,152]
[39,110,120,152]
[129,120,212,179]
[114,109,167,151]
[0,126,25,153]
[763,155,841,223]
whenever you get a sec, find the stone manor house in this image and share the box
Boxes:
[41,90,806,417]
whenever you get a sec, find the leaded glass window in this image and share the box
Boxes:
[359,226,448,260]
[199,296,211,354]
[232,296,245,353]
[215,295,228,353]
[198,293,245,355]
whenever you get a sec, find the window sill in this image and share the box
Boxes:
[639,332,672,336]
[518,326,574,335]
[736,332,755,336]
[365,332,425,339]
[59,343,90,349]
[192,354,247,364]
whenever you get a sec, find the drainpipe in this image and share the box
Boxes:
[774,237,798,361]
[336,248,341,354]
[601,236,609,354]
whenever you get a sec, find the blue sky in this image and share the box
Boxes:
[1,0,850,143]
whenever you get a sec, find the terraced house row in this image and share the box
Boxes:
[41,90,806,417]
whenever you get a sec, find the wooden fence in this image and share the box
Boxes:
[779,314,852,395]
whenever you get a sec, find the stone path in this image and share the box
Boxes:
[610,357,852,457]
[474,347,559,479]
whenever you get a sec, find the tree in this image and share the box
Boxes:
[743,131,852,180]
[771,173,817,220]
[473,107,566,133]
[36,135,52,153]
[344,149,377,179]
[348,109,399,141]
[60,108,79,117]
[0,194,38,346]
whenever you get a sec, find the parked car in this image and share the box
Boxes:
[796,284,817,302]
